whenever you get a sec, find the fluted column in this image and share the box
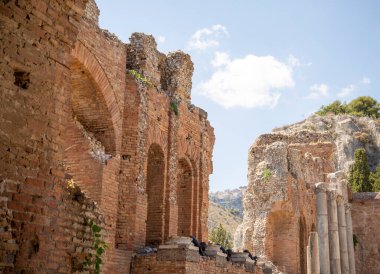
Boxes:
[328,190,341,274]
[337,196,349,274]
[307,232,320,274]
[316,183,330,274]
[345,204,356,274]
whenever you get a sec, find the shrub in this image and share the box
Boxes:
[209,224,233,249]
[317,100,347,116]
[348,148,372,192]
[262,168,272,182]
[370,166,380,192]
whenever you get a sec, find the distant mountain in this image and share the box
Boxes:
[209,186,246,218]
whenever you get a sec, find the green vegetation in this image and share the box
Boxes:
[262,168,272,182]
[209,224,233,249]
[316,96,380,118]
[348,148,380,192]
[348,148,372,192]
[84,220,108,274]
[170,100,179,115]
[370,166,380,192]
[128,69,152,86]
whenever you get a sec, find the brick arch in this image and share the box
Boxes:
[146,143,166,246]
[70,58,116,155]
[71,41,121,151]
[177,157,194,236]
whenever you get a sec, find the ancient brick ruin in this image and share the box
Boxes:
[0,0,227,272]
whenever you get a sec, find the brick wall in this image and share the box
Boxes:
[351,192,380,274]
[0,0,215,272]
[131,247,265,274]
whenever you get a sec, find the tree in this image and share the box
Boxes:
[209,224,233,249]
[316,96,380,118]
[370,166,380,192]
[348,148,372,192]
[316,100,347,116]
[346,96,380,118]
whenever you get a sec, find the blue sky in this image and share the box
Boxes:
[96,0,380,191]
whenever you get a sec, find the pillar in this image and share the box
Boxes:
[337,196,349,274]
[345,204,356,274]
[316,182,330,274]
[307,232,320,274]
[328,190,341,274]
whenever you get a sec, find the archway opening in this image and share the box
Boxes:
[62,58,116,202]
[70,58,116,156]
[267,211,298,273]
[146,144,165,245]
[177,158,193,236]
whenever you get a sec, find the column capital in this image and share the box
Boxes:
[336,195,345,205]
[327,190,338,200]
[315,182,328,194]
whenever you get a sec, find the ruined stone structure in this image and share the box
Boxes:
[237,114,380,274]
[0,0,217,272]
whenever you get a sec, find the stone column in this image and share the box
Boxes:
[345,204,356,274]
[316,183,330,274]
[307,232,320,274]
[328,190,341,274]
[337,196,349,274]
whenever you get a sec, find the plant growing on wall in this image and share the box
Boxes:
[170,100,179,116]
[262,168,272,182]
[128,69,152,86]
[84,220,108,274]
[348,148,372,192]
[209,224,233,249]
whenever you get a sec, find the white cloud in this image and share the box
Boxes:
[306,84,329,99]
[198,52,295,108]
[157,36,166,43]
[287,55,301,68]
[338,84,356,98]
[187,25,228,50]
[211,51,231,67]
[361,77,371,85]
[287,54,312,68]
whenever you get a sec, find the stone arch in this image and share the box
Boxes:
[70,57,116,155]
[177,157,193,236]
[62,51,118,202]
[146,143,166,245]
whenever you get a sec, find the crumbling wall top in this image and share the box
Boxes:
[126,33,194,104]
[163,51,194,103]
[84,0,100,24]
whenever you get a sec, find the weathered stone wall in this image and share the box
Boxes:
[351,192,380,274]
[241,132,334,274]
[240,114,380,274]
[0,0,214,273]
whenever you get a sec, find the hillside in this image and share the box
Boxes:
[208,201,242,240]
